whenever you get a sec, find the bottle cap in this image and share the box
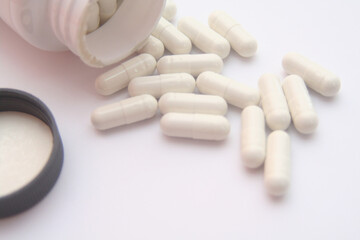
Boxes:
[0,89,64,218]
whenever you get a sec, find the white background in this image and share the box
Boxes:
[1,0,360,239]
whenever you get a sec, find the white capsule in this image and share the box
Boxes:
[152,17,192,55]
[258,73,291,131]
[265,130,291,197]
[241,106,266,169]
[95,54,156,96]
[160,113,230,140]
[98,0,117,24]
[197,71,260,109]
[159,93,228,115]
[177,17,230,59]
[162,0,177,21]
[91,94,158,130]
[282,75,318,134]
[128,73,195,98]
[208,11,258,58]
[157,54,223,77]
[282,52,341,97]
[137,36,165,60]
[86,2,100,34]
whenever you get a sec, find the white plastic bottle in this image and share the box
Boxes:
[0,0,165,67]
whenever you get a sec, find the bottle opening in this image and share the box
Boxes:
[84,0,164,67]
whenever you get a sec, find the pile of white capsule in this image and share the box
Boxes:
[86,0,119,33]
[90,0,342,197]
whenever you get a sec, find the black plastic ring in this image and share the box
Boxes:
[0,88,64,218]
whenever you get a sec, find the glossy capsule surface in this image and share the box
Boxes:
[160,113,230,141]
[265,130,291,197]
[86,2,100,34]
[98,0,117,24]
[157,54,223,77]
[196,71,260,109]
[282,52,341,97]
[152,17,192,55]
[208,11,257,57]
[91,94,158,130]
[128,73,196,98]
[282,75,318,134]
[178,17,230,59]
[162,0,177,21]
[95,54,156,96]
[159,93,228,115]
[241,106,266,168]
[258,73,291,130]
[137,36,165,60]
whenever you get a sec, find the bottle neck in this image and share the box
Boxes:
[49,0,101,66]
[49,0,165,68]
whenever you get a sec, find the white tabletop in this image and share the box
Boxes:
[1,0,359,239]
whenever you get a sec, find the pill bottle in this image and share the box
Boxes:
[0,0,165,67]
